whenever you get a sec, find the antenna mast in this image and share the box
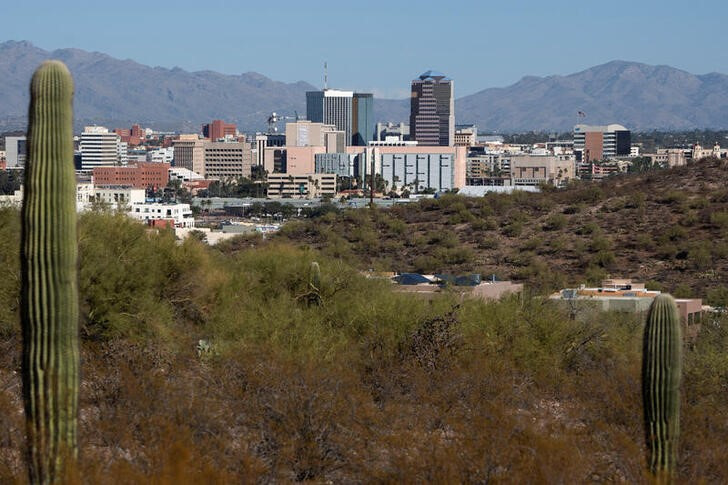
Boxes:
[324,61,328,90]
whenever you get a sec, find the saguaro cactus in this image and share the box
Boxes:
[308,261,322,306]
[21,60,79,483]
[642,294,682,479]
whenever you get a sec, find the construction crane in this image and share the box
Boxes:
[267,112,298,133]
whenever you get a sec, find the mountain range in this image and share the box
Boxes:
[1,40,727,133]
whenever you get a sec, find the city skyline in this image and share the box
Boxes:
[3,0,728,98]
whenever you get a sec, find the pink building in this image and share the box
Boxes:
[285,146,326,175]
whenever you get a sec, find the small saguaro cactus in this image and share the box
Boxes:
[21,60,80,483]
[308,261,322,306]
[642,294,682,479]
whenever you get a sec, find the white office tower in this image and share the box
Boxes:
[80,126,124,170]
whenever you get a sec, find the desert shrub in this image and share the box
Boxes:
[632,233,655,251]
[710,211,728,230]
[672,283,694,298]
[625,192,646,209]
[659,190,687,205]
[655,243,679,260]
[0,208,20,337]
[680,211,699,227]
[543,213,567,231]
[501,221,523,237]
[477,237,499,250]
[584,265,608,285]
[569,185,604,204]
[427,230,459,248]
[689,244,712,270]
[575,221,600,236]
[706,285,728,307]
[590,250,616,269]
[520,236,544,251]
[433,246,473,266]
[657,225,687,243]
[688,196,709,209]
[589,235,611,253]
[644,280,664,291]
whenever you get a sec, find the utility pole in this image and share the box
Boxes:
[369,150,375,207]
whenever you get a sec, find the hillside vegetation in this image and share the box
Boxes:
[274,157,728,303]
[1,199,727,482]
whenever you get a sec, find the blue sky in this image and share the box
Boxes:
[3,0,727,98]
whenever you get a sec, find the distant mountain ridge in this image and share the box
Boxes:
[1,40,727,132]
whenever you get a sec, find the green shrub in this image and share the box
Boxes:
[502,221,523,237]
[543,214,567,231]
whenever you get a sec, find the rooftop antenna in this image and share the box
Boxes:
[324,61,328,90]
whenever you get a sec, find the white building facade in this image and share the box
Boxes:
[80,126,124,170]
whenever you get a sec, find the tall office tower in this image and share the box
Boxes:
[352,93,374,146]
[410,70,455,146]
[573,124,631,162]
[305,90,374,146]
[306,89,353,144]
[80,126,123,170]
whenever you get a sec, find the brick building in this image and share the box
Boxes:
[93,162,170,189]
[202,120,237,140]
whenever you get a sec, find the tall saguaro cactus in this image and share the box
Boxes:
[642,294,682,479]
[21,60,79,483]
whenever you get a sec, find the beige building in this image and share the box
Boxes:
[267,173,337,199]
[692,143,727,160]
[550,279,703,324]
[649,148,687,167]
[509,154,575,186]
[173,135,206,176]
[454,125,477,147]
[203,140,254,180]
[285,121,345,152]
[286,146,327,175]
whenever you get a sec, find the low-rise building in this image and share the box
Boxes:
[454,124,478,147]
[509,154,575,186]
[267,173,337,199]
[128,202,195,228]
[550,278,703,324]
[91,186,146,209]
[203,140,254,180]
[93,162,170,189]
[392,273,523,301]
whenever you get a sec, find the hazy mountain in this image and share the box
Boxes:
[455,60,728,132]
[1,41,727,133]
[0,40,317,132]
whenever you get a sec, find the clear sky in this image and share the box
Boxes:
[3,0,727,98]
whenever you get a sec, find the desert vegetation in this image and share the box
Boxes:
[274,157,728,302]
[1,204,728,482]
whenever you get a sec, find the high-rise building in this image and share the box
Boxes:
[172,135,206,176]
[306,89,373,146]
[4,136,27,168]
[352,93,374,146]
[573,124,631,162]
[410,70,455,146]
[80,126,123,170]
